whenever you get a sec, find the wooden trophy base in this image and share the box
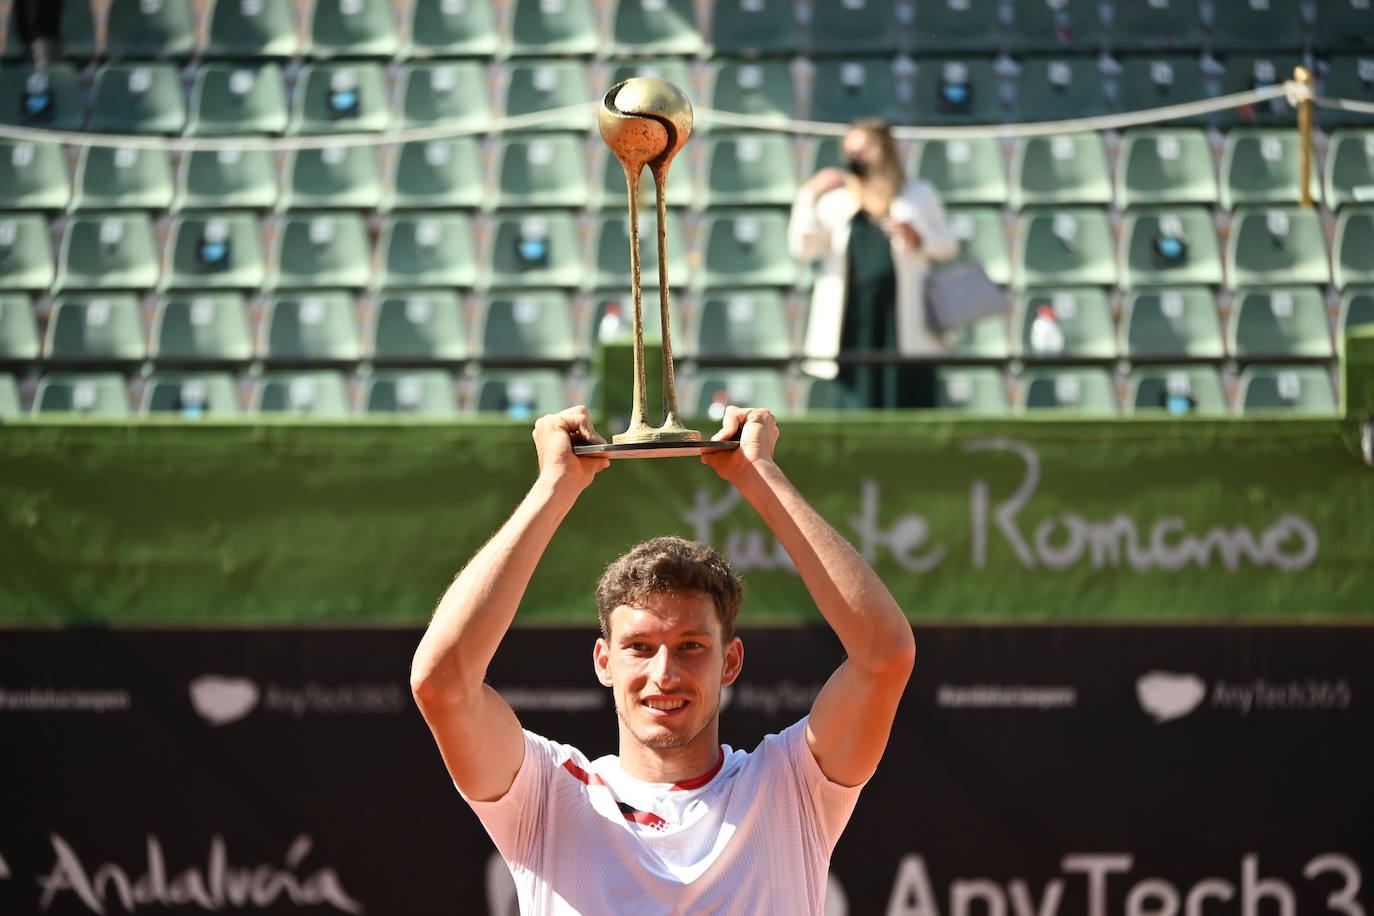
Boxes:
[573,440,740,460]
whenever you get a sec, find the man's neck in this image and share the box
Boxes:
[616,726,722,786]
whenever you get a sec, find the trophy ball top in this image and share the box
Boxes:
[599,78,694,172]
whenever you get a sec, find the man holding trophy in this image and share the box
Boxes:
[410,79,915,915]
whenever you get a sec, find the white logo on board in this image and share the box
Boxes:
[1136,671,1207,723]
[189,675,260,726]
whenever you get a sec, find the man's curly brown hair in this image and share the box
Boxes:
[595,537,744,642]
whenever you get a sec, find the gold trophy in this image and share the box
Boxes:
[573,78,740,460]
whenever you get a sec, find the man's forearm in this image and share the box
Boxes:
[411,475,581,699]
[734,460,913,670]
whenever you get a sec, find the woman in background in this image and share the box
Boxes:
[789,118,958,408]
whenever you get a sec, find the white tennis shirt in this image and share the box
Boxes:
[462,717,863,915]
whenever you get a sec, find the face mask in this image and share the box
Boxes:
[845,156,869,179]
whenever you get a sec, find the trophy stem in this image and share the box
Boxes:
[623,165,649,435]
[651,164,686,431]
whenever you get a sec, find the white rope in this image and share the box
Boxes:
[0,81,1349,151]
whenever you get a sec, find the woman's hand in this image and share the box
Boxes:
[804,167,849,197]
[882,217,923,251]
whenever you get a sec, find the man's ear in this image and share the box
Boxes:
[721,637,744,687]
[593,637,613,687]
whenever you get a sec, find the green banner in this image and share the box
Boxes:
[1,410,1370,625]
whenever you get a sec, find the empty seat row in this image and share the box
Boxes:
[0,362,1342,420]
[6,0,1370,62]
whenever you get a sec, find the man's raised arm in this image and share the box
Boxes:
[411,406,610,802]
[701,407,915,788]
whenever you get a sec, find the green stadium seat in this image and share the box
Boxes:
[1229,287,1333,357]
[408,0,499,57]
[1334,208,1374,289]
[1320,56,1374,130]
[1325,131,1374,210]
[105,0,195,59]
[1014,288,1116,358]
[388,139,485,210]
[1340,287,1374,336]
[1237,365,1336,413]
[1126,366,1228,415]
[369,290,468,361]
[508,0,598,56]
[1219,129,1319,210]
[0,64,83,132]
[810,0,901,53]
[1017,367,1117,413]
[72,146,175,211]
[690,369,788,417]
[151,292,254,362]
[271,212,372,290]
[379,213,478,289]
[809,58,906,126]
[1227,207,1330,288]
[0,213,56,291]
[591,209,689,289]
[1120,287,1225,359]
[45,293,147,362]
[946,208,1011,285]
[364,369,458,416]
[797,375,864,412]
[0,373,19,417]
[205,0,300,59]
[501,60,592,131]
[163,212,266,291]
[261,291,362,361]
[909,0,998,54]
[4,1,96,60]
[34,372,131,416]
[0,293,39,361]
[710,0,795,55]
[707,60,796,127]
[187,64,290,136]
[693,289,791,360]
[607,58,695,93]
[701,132,796,208]
[1121,207,1223,289]
[1216,55,1301,128]
[143,372,241,417]
[1114,57,1210,127]
[0,140,69,211]
[484,211,583,288]
[478,291,577,361]
[1010,133,1111,210]
[911,138,1007,206]
[1110,0,1202,51]
[1015,57,1108,122]
[1211,0,1303,52]
[946,313,1010,358]
[176,148,279,211]
[1006,0,1102,53]
[397,61,490,130]
[594,142,695,209]
[1315,2,1374,54]
[587,291,668,349]
[934,367,1007,414]
[308,0,399,58]
[1015,209,1117,288]
[470,369,566,418]
[89,64,186,135]
[609,0,703,56]
[291,62,391,134]
[252,370,351,416]
[699,210,796,288]
[1115,129,1218,208]
[913,58,1000,126]
[494,133,590,209]
[805,136,843,176]
[282,145,384,210]
[56,212,160,291]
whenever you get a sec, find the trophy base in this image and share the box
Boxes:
[573,440,740,460]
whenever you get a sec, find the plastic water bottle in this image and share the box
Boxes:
[1028,305,1065,357]
[598,302,625,345]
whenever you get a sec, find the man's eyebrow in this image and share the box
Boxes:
[620,629,715,641]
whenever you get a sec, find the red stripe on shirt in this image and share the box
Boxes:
[561,758,607,787]
[671,747,725,791]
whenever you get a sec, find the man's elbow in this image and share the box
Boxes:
[873,622,916,680]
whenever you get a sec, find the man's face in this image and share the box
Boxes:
[594,592,743,753]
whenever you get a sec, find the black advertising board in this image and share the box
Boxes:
[1,627,1369,915]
